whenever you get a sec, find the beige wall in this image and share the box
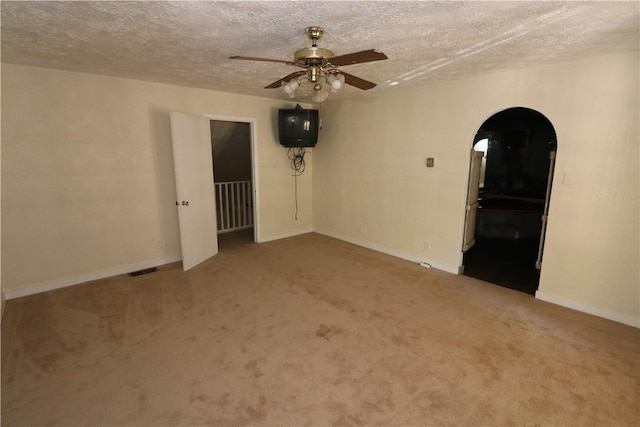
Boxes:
[2,52,638,327]
[314,51,639,326]
[1,65,313,294]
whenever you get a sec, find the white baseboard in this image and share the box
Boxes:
[4,255,183,300]
[535,290,639,328]
[315,229,460,275]
[258,227,314,243]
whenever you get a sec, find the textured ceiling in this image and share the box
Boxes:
[2,1,638,102]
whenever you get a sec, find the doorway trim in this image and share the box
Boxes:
[203,113,261,243]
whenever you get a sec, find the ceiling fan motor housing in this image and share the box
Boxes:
[296,26,334,68]
[294,47,334,65]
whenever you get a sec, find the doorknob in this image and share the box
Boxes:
[181,201,189,206]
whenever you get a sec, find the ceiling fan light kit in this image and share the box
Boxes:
[230,26,387,102]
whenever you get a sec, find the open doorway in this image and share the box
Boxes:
[210,120,255,252]
[462,107,557,294]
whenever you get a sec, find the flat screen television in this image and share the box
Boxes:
[278,108,319,147]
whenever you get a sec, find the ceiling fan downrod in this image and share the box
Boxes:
[305,26,324,47]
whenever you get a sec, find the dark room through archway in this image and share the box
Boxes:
[462,107,557,295]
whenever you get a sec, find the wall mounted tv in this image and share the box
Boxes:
[278,107,319,147]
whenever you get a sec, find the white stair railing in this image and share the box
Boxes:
[214,180,253,233]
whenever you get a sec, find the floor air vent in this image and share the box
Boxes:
[128,267,159,277]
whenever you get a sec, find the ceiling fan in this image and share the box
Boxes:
[230,26,388,101]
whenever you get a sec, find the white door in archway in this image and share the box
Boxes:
[536,149,556,270]
[170,112,218,270]
[462,149,484,252]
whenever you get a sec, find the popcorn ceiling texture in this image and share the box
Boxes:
[1,1,638,101]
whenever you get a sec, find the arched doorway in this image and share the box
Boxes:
[462,107,557,295]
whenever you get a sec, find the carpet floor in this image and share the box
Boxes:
[2,232,638,426]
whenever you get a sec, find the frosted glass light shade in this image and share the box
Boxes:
[312,89,329,102]
[283,79,299,94]
[327,73,344,90]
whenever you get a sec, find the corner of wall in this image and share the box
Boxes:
[1,290,6,324]
[258,227,314,243]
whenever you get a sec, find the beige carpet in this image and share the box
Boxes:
[2,232,638,426]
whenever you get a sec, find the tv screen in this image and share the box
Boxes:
[278,108,319,147]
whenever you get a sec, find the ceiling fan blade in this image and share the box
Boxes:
[230,55,296,66]
[329,49,388,66]
[265,71,306,89]
[338,71,377,90]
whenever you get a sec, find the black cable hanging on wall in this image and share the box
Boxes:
[288,147,306,220]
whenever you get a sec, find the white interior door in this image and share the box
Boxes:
[170,112,218,270]
[462,149,484,252]
[536,150,556,270]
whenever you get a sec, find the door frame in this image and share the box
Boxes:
[203,114,260,243]
[460,107,557,284]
